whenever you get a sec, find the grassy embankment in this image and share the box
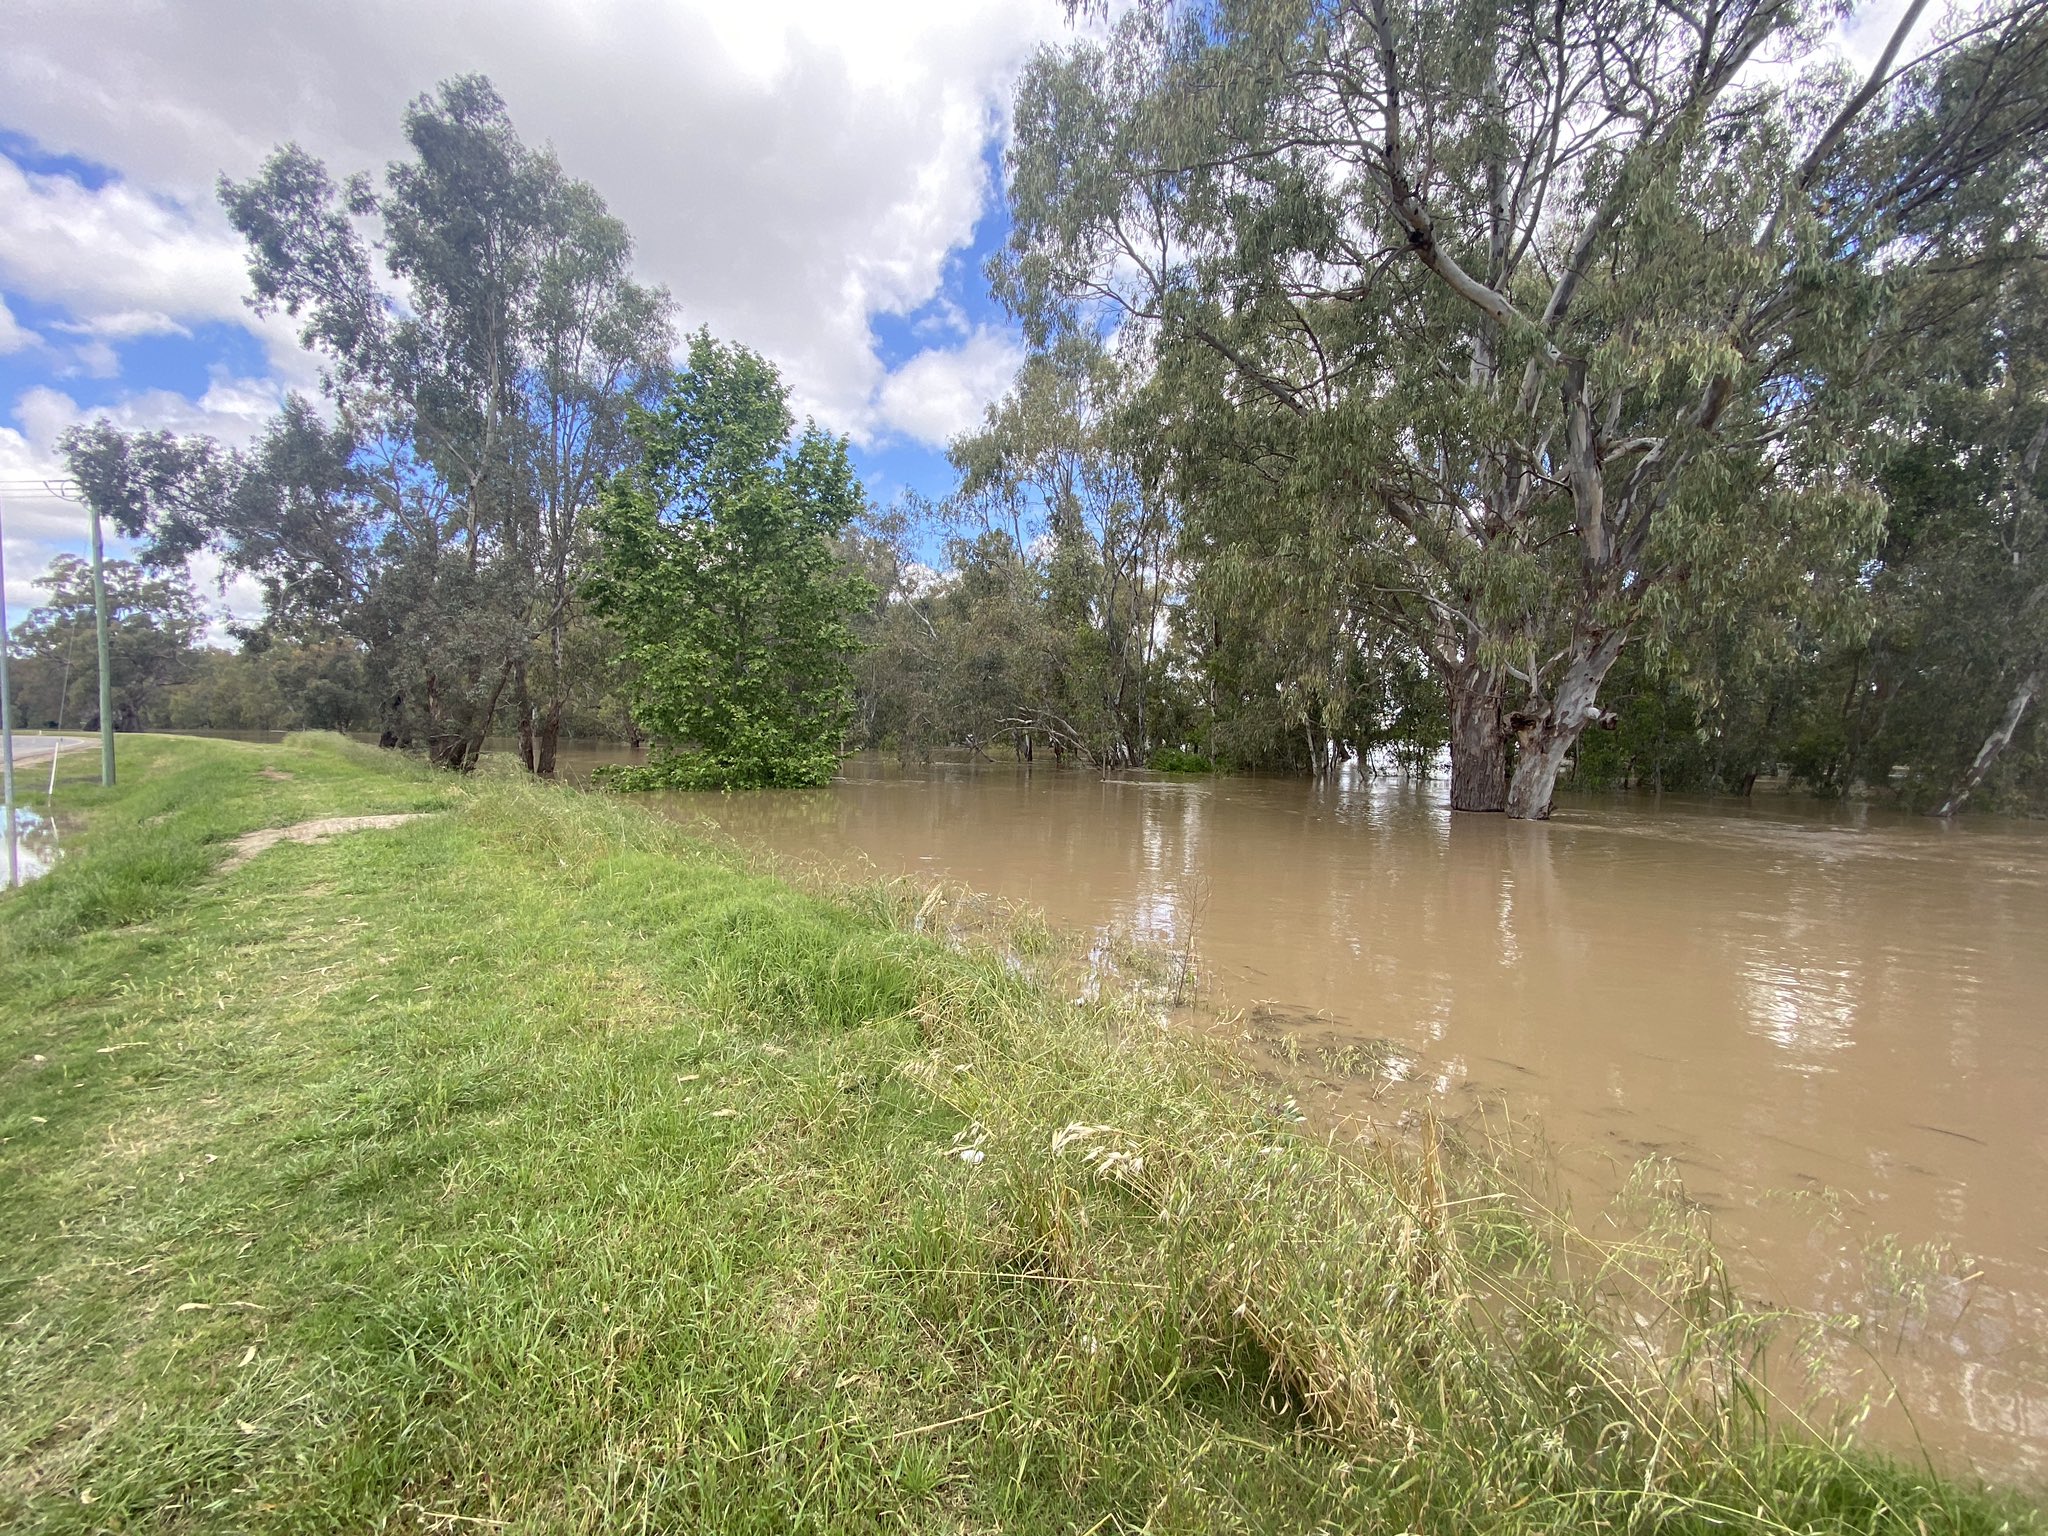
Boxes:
[0,734,2036,1534]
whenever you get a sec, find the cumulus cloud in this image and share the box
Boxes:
[873,327,1025,450]
[0,297,37,355]
[0,157,247,336]
[2,379,284,628]
[1,0,1065,444]
[14,379,282,458]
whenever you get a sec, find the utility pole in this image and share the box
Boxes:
[1,476,113,799]
[1,496,17,889]
[88,497,115,786]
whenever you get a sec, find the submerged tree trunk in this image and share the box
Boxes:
[1447,664,1509,812]
[1936,666,2041,817]
[515,663,537,773]
[536,699,563,777]
[1505,629,1628,820]
[428,661,514,773]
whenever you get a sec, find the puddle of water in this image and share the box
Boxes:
[1,799,61,886]
[561,749,2048,1482]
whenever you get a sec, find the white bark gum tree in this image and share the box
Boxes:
[1937,663,2043,815]
[1936,417,2048,815]
[1006,0,2048,814]
[202,78,673,772]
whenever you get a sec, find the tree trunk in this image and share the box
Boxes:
[539,615,568,779]
[513,663,537,773]
[1505,629,1628,820]
[378,691,407,750]
[537,700,563,777]
[437,661,513,774]
[1447,664,1509,812]
[1936,666,2041,817]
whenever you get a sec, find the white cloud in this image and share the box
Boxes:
[65,340,121,380]
[873,327,1025,449]
[0,0,1064,445]
[184,548,270,639]
[14,379,282,458]
[1838,0,1943,74]
[0,156,317,382]
[2,380,284,631]
[0,158,248,339]
[1,418,92,628]
[0,297,37,355]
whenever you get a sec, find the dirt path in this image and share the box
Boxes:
[220,815,430,872]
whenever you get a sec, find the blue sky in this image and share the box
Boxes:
[0,0,1067,633]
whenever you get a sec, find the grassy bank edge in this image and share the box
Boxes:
[0,733,2035,1534]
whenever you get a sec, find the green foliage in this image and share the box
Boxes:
[5,556,207,731]
[587,333,873,789]
[998,0,2048,814]
[1847,256,2048,811]
[588,750,820,792]
[1145,747,1214,773]
[68,75,674,771]
[165,639,379,733]
[850,340,1180,769]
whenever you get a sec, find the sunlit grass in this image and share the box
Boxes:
[0,735,2035,1533]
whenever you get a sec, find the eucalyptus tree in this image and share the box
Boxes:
[950,337,1176,761]
[63,77,674,771]
[1870,83,2048,813]
[1926,401,2048,813]
[6,557,208,732]
[1853,254,2048,813]
[1005,0,2048,814]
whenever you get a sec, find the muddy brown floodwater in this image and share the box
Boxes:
[548,747,2048,1484]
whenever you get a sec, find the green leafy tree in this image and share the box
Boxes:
[166,639,378,733]
[949,338,1175,763]
[1003,0,2048,816]
[1856,222,2048,813]
[7,556,208,731]
[64,75,673,772]
[587,334,874,788]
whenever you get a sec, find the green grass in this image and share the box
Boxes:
[0,734,2036,1533]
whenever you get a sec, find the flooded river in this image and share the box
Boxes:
[557,747,2048,1483]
